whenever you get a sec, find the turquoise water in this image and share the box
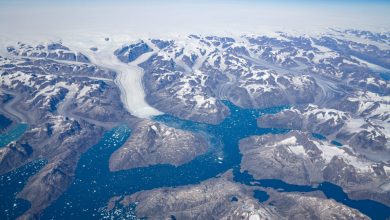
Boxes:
[331,140,343,147]
[0,102,389,219]
[0,123,28,148]
[379,72,390,81]
[312,133,343,147]
[312,133,326,140]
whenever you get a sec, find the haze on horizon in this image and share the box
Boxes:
[0,0,389,39]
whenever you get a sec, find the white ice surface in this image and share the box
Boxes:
[67,37,162,118]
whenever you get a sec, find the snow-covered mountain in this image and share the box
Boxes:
[1,29,390,219]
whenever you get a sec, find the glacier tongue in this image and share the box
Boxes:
[70,39,162,119]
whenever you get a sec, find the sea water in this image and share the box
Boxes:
[1,102,389,219]
[0,114,12,131]
[0,123,28,148]
[0,160,47,220]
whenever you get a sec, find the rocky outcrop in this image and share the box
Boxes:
[2,117,104,220]
[16,152,79,220]
[265,189,369,220]
[107,172,279,219]
[0,43,135,219]
[7,42,90,63]
[239,131,390,206]
[258,104,390,154]
[2,30,390,219]
[109,120,208,171]
[114,40,152,63]
[141,54,230,124]
[315,36,390,70]
[106,171,369,220]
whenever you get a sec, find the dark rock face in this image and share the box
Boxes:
[342,29,390,45]
[247,34,389,95]
[239,131,390,206]
[0,61,119,124]
[0,142,32,174]
[240,131,325,185]
[258,104,390,154]
[109,119,208,171]
[258,105,349,135]
[135,32,389,124]
[1,29,390,219]
[47,43,70,51]
[1,56,115,79]
[15,128,99,220]
[106,171,369,220]
[7,42,90,63]
[265,189,369,220]
[0,41,218,219]
[0,116,104,220]
[71,82,129,123]
[108,172,279,219]
[0,44,135,219]
[140,53,230,124]
[0,92,13,104]
[140,46,319,124]
[314,36,390,69]
[332,91,390,123]
[151,39,173,49]
[114,40,152,63]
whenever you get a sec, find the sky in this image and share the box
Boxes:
[0,0,389,39]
